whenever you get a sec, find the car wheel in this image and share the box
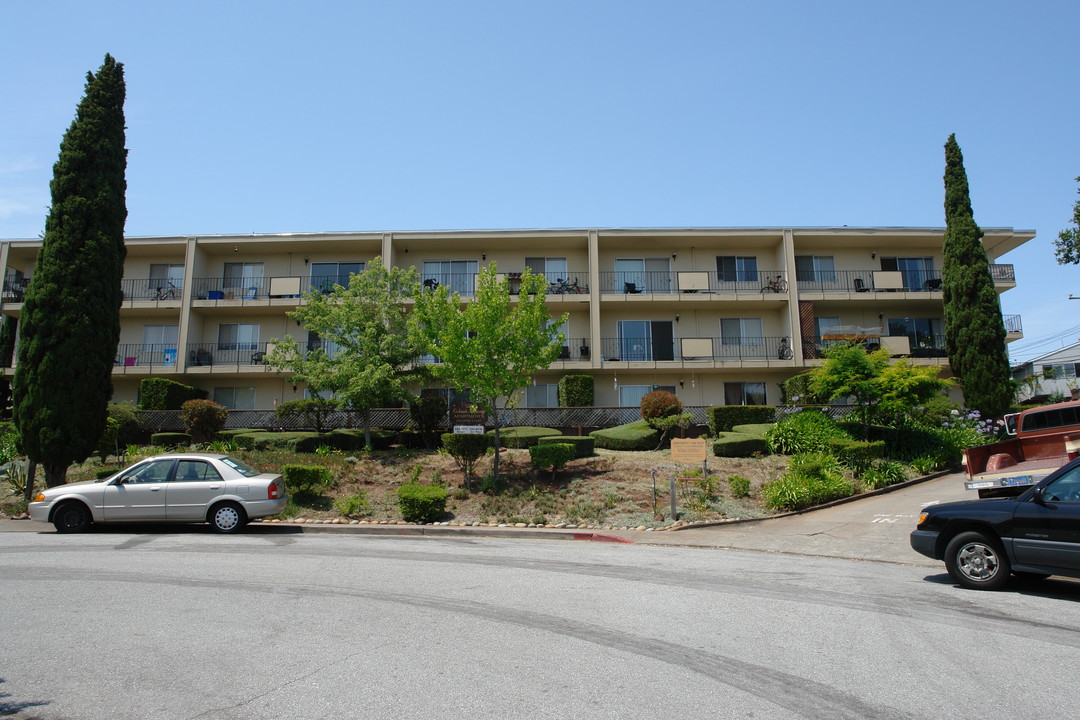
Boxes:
[209,502,246,533]
[944,531,1011,590]
[52,502,91,533]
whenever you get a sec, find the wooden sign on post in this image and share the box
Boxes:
[670,438,707,464]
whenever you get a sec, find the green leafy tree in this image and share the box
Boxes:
[415,264,567,478]
[809,343,948,434]
[1053,176,1080,265]
[941,134,1013,419]
[14,55,127,487]
[266,257,428,447]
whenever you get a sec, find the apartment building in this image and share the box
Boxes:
[0,227,1033,410]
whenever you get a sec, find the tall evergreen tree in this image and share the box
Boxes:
[941,134,1012,418]
[14,54,127,487]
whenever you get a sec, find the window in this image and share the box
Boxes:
[716,256,758,282]
[175,461,223,483]
[618,385,676,407]
[125,459,175,483]
[725,382,766,406]
[525,257,568,279]
[213,386,256,410]
[423,260,478,294]
[223,262,264,287]
[719,318,764,357]
[795,255,836,283]
[617,320,674,361]
[142,325,179,350]
[1041,466,1080,503]
[880,256,934,290]
[526,384,559,407]
[306,331,339,359]
[616,258,672,294]
[420,387,471,411]
[218,324,259,352]
[310,262,363,293]
[1042,363,1079,380]
[815,317,841,338]
[149,263,184,294]
[887,318,943,350]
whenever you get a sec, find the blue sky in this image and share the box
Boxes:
[2,1,1077,363]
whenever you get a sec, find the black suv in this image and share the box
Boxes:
[911,457,1080,590]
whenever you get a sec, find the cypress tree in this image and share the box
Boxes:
[941,134,1013,418]
[14,54,127,487]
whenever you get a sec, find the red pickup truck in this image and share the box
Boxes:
[963,400,1080,497]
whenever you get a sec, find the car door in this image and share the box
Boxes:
[166,459,226,520]
[102,459,175,521]
[1011,465,1080,571]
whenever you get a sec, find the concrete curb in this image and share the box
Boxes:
[270,522,634,544]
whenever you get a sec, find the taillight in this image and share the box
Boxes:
[268,482,280,500]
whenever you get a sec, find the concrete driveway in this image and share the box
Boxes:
[636,471,971,565]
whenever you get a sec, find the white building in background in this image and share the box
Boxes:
[0,226,1033,409]
[1012,340,1080,403]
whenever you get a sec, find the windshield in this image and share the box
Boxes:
[221,456,261,477]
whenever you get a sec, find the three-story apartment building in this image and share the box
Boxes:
[0,226,1033,410]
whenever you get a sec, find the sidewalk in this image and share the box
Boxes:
[0,472,969,566]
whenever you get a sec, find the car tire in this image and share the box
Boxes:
[208,502,246,533]
[52,502,91,533]
[944,531,1011,590]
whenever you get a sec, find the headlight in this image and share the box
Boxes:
[917,512,929,526]
[33,493,46,503]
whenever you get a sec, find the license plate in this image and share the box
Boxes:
[1000,475,1034,487]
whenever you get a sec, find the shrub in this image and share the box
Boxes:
[138,378,207,410]
[441,433,491,488]
[292,429,394,453]
[538,435,594,457]
[707,405,776,434]
[409,394,448,448]
[827,437,885,473]
[590,420,660,451]
[765,410,849,455]
[216,428,261,439]
[529,443,575,480]
[640,391,682,424]
[281,464,333,501]
[487,427,561,449]
[397,483,448,523]
[232,431,318,450]
[559,375,594,406]
[727,475,751,498]
[763,453,854,511]
[97,404,144,456]
[860,460,910,490]
[712,432,769,458]
[179,399,228,442]
[150,432,191,448]
[276,398,336,432]
[334,492,371,518]
[910,455,943,475]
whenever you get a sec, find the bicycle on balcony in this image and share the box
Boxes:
[777,337,793,360]
[550,278,583,294]
[761,276,788,293]
[155,282,181,300]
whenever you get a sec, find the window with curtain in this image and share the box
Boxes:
[310,262,364,292]
[525,384,559,407]
[223,262,264,289]
[724,382,766,405]
[218,323,260,351]
[715,256,758,282]
[794,255,836,282]
[213,386,256,410]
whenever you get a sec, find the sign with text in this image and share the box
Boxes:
[453,425,485,435]
[670,438,708,463]
[450,406,487,426]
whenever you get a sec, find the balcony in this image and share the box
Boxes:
[599,270,787,295]
[990,264,1015,283]
[113,343,182,373]
[2,277,30,303]
[182,342,283,371]
[599,336,792,363]
[1004,314,1022,334]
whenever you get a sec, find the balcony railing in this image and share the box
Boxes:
[114,343,182,370]
[1004,314,1022,333]
[2,277,30,303]
[599,270,790,295]
[599,336,792,362]
[184,341,283,368]
[990,264,1015,282]
[121,278,184,302]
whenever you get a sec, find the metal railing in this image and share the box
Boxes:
[795,269,945,293]
[184,341,282,368]
[599,336,792,362]
[990,264,1015,282]
[114,343,183,370]
[121,278,184,303]
[2,277,31,303]
[1004,314,1022,333]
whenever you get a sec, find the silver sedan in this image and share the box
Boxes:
[28,453,288,533]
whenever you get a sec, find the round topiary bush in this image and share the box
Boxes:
[180,399,229,442]
[640,390,683,424]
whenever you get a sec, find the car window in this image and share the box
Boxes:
[1043,466,1080,503]
[175,460,223,483]
[125,460,174,484]
[220,456,260,477]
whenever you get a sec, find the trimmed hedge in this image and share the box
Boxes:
[731,423,774,438]
[397,483,448,523]
[590,420,659,451]
[706,405,776,434]
[292,429,395,453]
[151,432,191,449]
[827,437,885,470]
[215,428,262,439]
[529,443,575,477]
[281,464,332,500]
[487,426,561,449]
[538,435,594,457]
[559,375,594,407]
[233,431,318,450]
[712,432,769,458]
[138,378,207,410]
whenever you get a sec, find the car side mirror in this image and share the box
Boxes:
[1032,486,1047,505]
